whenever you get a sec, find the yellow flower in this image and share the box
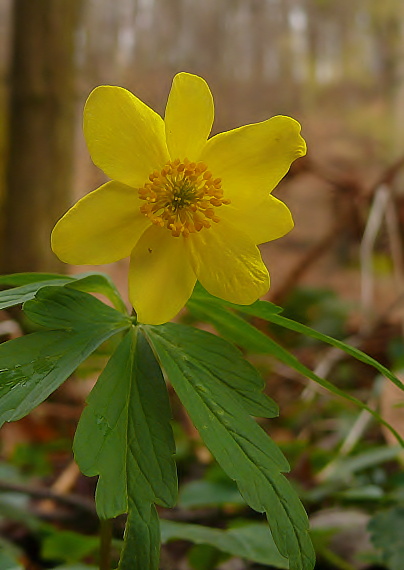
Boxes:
[51,73,306,325]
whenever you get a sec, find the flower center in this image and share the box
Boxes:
[138,158,230,237]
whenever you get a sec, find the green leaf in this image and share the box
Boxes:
[268,313,404,394]
[179,480,245,509]
[42,529,99,563]
[0,277,73,310]
[368,507,404,570]
[23,285,129,333]
[0,492,39,530]
[187,543,225,570]
[66,272,127,314]
[161,520,289,568]
[190,282,283,319]
[187,297,276,355]
[118,499,161,570]
[144,323,315,570]
[337,485,384,501]
[74,327,177,516]
[147,322,278,420]
[324,445,402,481]
[189,284,404,398]
[0,552,24,570]
[0,271,127,314]
[0,333,99,426]
[52,566,97,570]
[74,328,177,570]
[0,272,70,286]
[0,287,130,426]
[188,297,404,447]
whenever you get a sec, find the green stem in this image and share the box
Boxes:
[99,518,113,570]
[319,545,357,570]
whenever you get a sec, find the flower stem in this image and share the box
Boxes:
[99,518,113,570]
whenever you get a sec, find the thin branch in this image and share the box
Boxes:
[359,184,390,332]
[99,519,113,570]
[0,479,96,515]
[271,154,404,305]
[270,221,343,306]
[385,192,404,336]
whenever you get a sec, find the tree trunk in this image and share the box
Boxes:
[3,0,80,273]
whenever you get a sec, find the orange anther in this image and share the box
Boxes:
[137,159,230,237]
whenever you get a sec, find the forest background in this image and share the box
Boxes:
[1,1,404,569]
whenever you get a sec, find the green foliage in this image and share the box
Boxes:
[0,285,130,426]
[187,543,226,570]
[368,507,404,570]
[187,283,404,445]
[178,479,245,509]
[41,529,99,563]
[272,286,350,343]
[53,566,97,570]
[0,552,24,570]
[1,272,404,570]
[0,272,71,286]
[269,312,404,392]
[0,276,73,310]
[74,327,177,569]
[160,520,289,568]
[0,475,102,568]
[0,486,39,532]
[144,323,315,570]
[66,272,127,313]
[0,271,127,313]
[149,318,279,418]
[319,445,402,482]
[189,284,404,391]
[11,438,71,476]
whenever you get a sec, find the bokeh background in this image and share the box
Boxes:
[1,1,404,569]
[2,0,404,298]
[0,0,404,296]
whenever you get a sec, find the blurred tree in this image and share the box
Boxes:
[393,0,404,154]
[370,0,401,96]
[2,0,80,273]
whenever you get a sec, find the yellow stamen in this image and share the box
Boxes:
[138,158,230,237]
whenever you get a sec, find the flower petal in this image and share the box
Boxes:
[51,181,151,265]
[165,72,214,161]
[220,194,294,245]
[84,86,169,187]
[129,226,197,325]
[187,219,270,305]
[200,115,306,208]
